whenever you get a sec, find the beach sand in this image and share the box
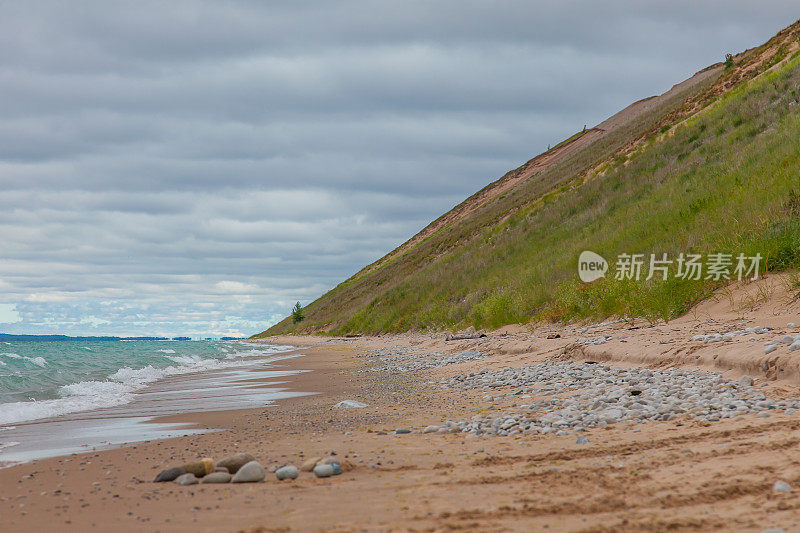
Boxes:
[4,276,800,531]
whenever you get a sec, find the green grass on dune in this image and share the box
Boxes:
[260,51,800,337]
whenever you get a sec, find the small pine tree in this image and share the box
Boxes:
[724,53,734,69]
[291,302,304,324]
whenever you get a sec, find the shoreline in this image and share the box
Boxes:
[0,344,311,468]
[6,284,800,530]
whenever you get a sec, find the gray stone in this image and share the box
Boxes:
[765,345,778,354]
[174,473,199,486]
[216,452,255,474]
[154,467,186,482]
[313,464,334,478]
[773,480,791,493]
[331,463,342,475]
[738,376,754,387]
[395,429,411,434]
[576,435,589,444]
[275,465,299,480]
[202,472,232,484]
[423,425,439,434]
[232,461,266,483]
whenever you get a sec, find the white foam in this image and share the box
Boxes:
[158,349,176,354]
[1,353,21,359]
[0,343,296,425]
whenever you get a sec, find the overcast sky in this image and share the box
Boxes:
[0,1,797,337]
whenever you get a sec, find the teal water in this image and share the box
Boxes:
[0,340,293,426]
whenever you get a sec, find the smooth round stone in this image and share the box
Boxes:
[395,429,411,434]
[423,425,439,434]
[773,480,791,493]
[275,465,299,480]
[313,464,335,478]
[216,452,255,474]
[182,458,214,477]
[202,472,232,484]
[174,473,199,486]
[331,463,342,475]
[154,467,186,483]
[232,461,266,483]
[300,457,322,472]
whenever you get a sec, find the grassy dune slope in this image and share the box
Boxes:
[258,20,800,337]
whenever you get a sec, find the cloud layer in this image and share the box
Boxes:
[1,1,797,336]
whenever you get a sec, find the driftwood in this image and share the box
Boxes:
[445,333,486,341]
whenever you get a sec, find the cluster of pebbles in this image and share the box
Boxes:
[691,326,771,344]
[576,335,613,346]
[691,326,800,354]
[764,334,800,354]
[152,452,351,485]
[418,361,800,437]
[357,347,485,373]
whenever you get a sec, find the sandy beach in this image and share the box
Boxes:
[4,277,800,531]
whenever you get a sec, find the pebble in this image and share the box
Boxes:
[174,473,199,486]
[182,458,214,477]
[300,457,322,472]
[154,467,186,483]
[773,481,791,493]
[395,429,411,434]
[576,435,590,444]
[232,461,266,483]
[765,345,778,354]
[331,463,342,475]
[201,472,232,484]
[275,466,299,480]
[216,452,255,474]
[313,464,335,478]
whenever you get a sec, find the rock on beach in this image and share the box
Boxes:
[174,473,199,486]
[154,467,186,483]
[182,458,214,477]
[275,465,299,480]
[313,464,334,478]
[300,457,322,472]
[202,472,232,484]
[216,452,255,474]
[232,461,266,483]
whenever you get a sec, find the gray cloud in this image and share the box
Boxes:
[0,1,797,336]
